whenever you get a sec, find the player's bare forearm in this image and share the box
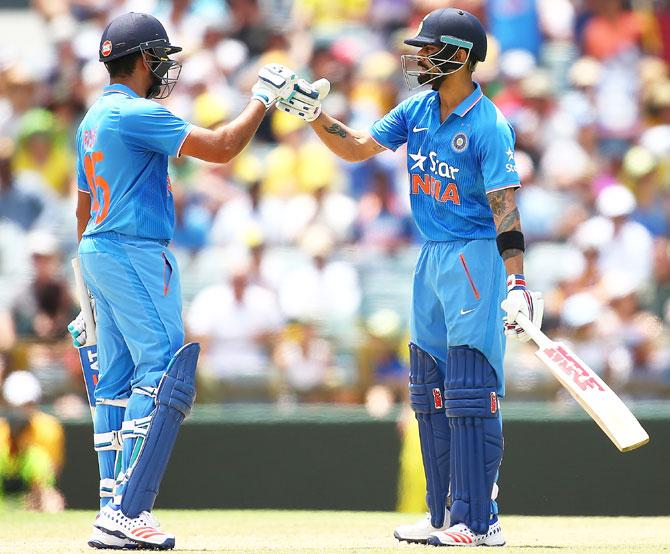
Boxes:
[487,187,523,274]
[76,190,91,243]
[180,100,266,164]
[310,112,386,162]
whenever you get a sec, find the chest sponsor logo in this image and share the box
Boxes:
[409,148,461,205]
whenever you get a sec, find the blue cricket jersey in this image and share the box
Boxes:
[75,84,192,241]
[369,83,520,242]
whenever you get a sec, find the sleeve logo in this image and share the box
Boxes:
[451,132,468,153]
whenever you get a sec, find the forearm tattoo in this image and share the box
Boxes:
[323,123,347,138]
[488,188,522,261]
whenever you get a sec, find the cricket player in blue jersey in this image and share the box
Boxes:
[67,11,301,550]
[278,7,544,547]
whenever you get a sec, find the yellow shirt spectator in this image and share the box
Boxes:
[12,109,73,197]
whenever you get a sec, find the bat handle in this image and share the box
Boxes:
[514,312,553,350]
[71,257,97,344]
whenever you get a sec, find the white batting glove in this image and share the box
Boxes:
[68,311,87,347]
[251,64,299,109]
[500,274,544,342]
[276,78,331,122]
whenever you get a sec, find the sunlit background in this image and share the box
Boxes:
[0,0,669,513]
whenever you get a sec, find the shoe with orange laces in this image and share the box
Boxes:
[427,518,506,547]
[94,504,175,550]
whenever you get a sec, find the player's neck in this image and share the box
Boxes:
[437,78,475,123]
[109,76,147,99]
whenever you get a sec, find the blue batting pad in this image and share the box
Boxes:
[445,346,503,535]
[409,342,450,528]
[120,342,199,518]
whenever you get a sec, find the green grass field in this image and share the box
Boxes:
[0,511,668,553]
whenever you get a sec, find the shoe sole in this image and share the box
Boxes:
[393,530,429,544]
[88,539,139,550]
[427,536,506,547]
[95,525,175,551]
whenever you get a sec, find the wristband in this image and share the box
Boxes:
[496,230,525,256]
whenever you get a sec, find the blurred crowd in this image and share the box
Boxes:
[0,0,669,426]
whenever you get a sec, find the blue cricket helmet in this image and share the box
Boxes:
[404,8,487,63]
[99,12,182,99]
[401,8,487,90]
[99,12,181,62]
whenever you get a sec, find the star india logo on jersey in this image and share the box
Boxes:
[409,148,461,204]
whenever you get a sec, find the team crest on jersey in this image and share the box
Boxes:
[451,132,468,153]
[101,40,113,57]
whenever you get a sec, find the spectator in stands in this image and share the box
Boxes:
[354,169,414,254]
[0,370,65,511]
[0,137,46,231]
[278,224,361,325]
[171,185,212,254]
[273,319,334,403]
[594,184,654,288]
[186,259,284,401]
[581,0,644,61]
[357,309,408,401]
[9,231,76,341]
[12,109,73,197]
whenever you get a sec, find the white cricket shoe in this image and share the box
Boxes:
[427,519,506,547]
[393,510,451,544]
[88,526,138,549]
[94,504,175,550]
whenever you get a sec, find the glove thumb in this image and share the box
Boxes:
[311,78,330,100]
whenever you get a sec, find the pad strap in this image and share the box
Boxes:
[96,398,130,407]
[121,416,152,441]
[135,386,157,399]
[100,478,116,497]
[94,430,123,451]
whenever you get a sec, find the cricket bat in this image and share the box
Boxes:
[71,257,99,415]
[514,312,649,452]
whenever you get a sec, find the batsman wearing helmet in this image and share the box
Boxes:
[67,11,301,550]
[278,8,544,547]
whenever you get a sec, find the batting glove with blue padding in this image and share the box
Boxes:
[251,64,299,109]
[68,311,87,347]
[501,274,543,342]
[277,78,331,122]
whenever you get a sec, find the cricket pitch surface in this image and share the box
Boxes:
[1,510,668,552]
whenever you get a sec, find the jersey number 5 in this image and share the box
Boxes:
[83,151,110,224]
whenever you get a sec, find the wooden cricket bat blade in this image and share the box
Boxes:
[514,312,649,452]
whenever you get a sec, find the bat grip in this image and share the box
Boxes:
[514,312,553,350]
